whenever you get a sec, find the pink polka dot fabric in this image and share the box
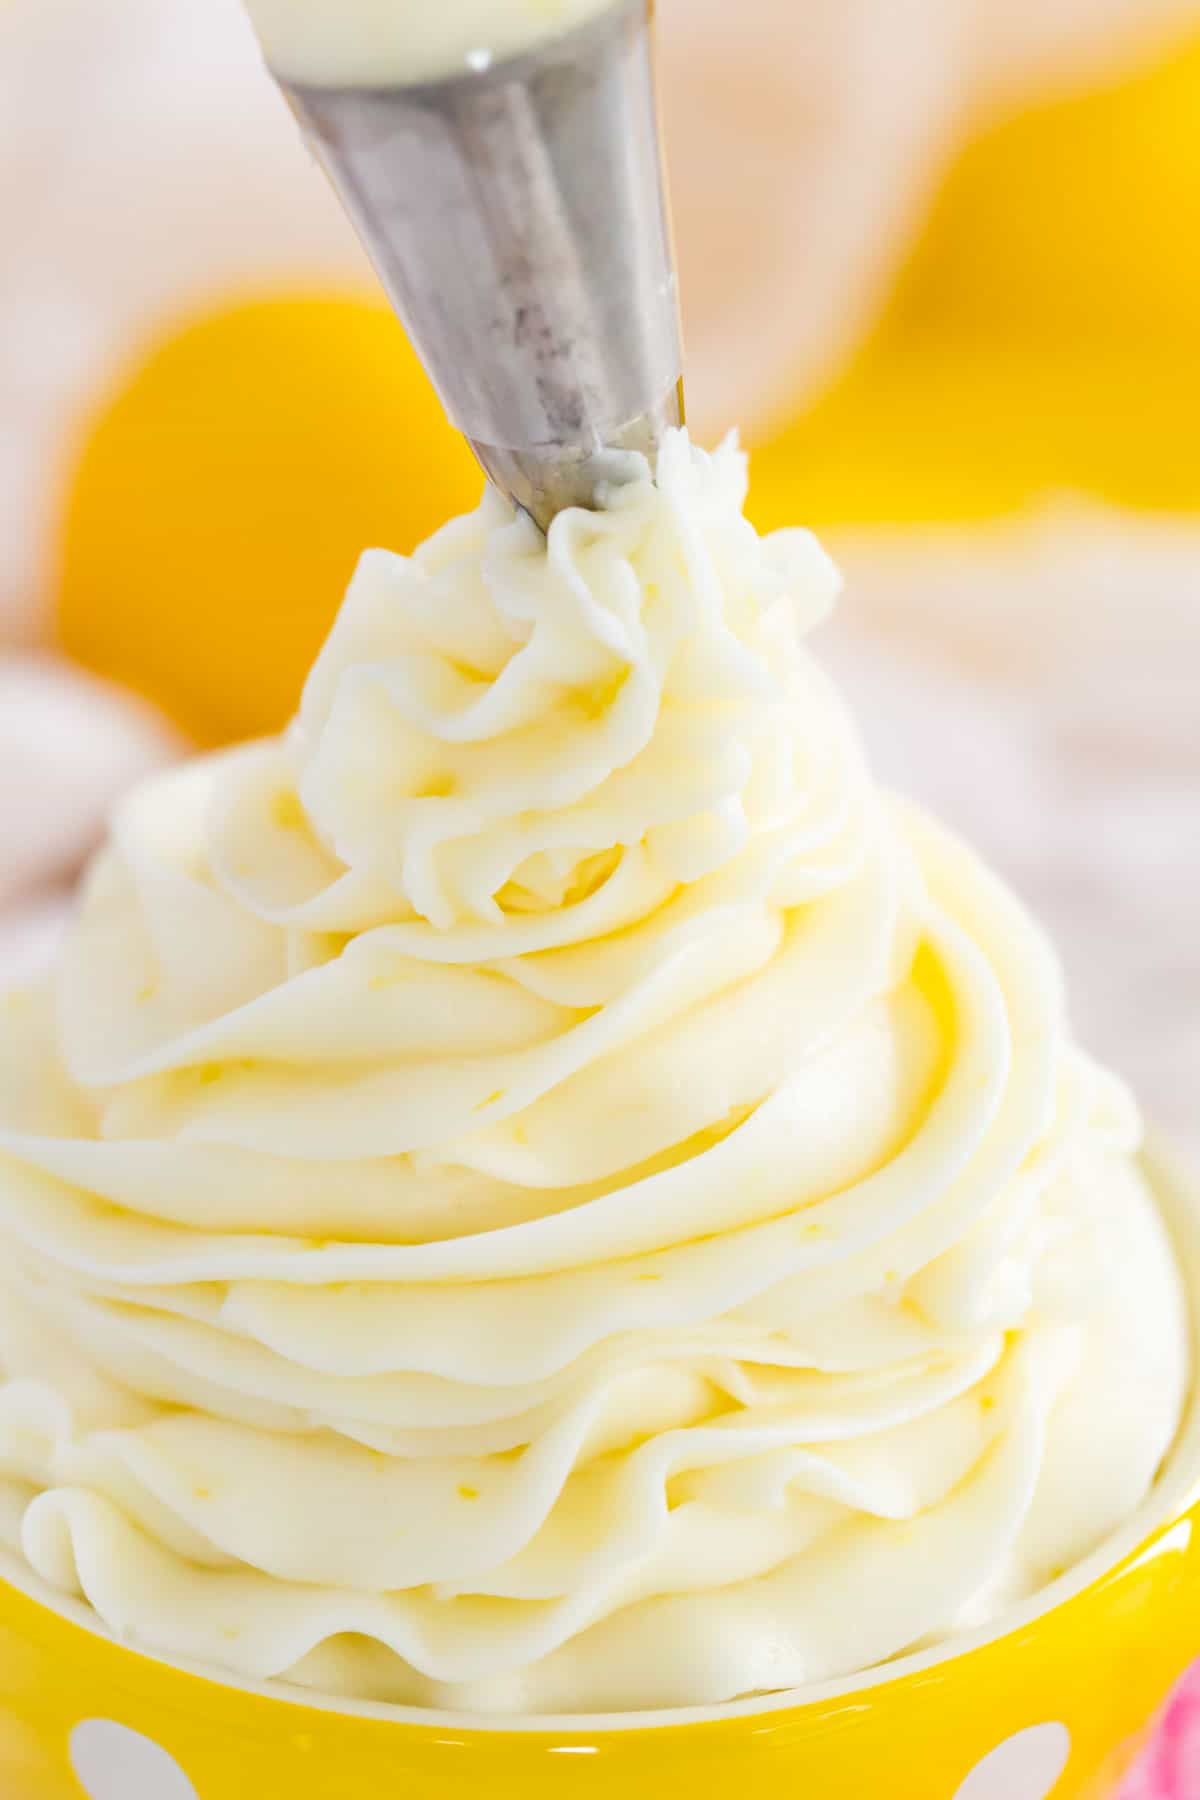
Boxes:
[1117,1662,1200,1799]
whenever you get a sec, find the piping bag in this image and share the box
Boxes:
[257,0,684,531]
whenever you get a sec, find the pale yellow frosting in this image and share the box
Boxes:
[243,0,618,87]
[0,434,1187,1713]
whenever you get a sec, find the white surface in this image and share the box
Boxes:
[0,892,72,994]
[0,655,177,908]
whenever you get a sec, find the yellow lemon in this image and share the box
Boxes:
[56,293,482,745]
[900,27,1200,351]
[749,27,1200,531]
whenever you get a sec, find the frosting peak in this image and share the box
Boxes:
[271,431,842,933]
[0,433,1187,1713]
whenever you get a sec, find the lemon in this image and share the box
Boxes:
[56,293,482,745]
[56,29,1200,738]
[749,28,1200,531]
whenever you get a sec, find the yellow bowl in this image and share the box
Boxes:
[3,1150,1199,1800]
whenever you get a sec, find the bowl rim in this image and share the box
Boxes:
[3,1143,1197,1737]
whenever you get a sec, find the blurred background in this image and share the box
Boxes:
[1,0,1197,1149]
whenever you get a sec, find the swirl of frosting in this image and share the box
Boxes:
[0,433,1187,1714]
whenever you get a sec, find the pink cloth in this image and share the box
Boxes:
[1117,1662,1200,1798]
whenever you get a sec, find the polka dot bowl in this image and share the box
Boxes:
[3,1152,1199,1800]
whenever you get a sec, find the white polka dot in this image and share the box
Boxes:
[69,1719,200,1800]
[953,1723,1071,1800]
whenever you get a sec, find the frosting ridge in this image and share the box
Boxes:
[0,433,1187,1713]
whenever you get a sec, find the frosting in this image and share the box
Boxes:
[0,434,1187,1713]
[243,0,621,88]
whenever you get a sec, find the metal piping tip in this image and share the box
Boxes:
[275,0,683,531]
